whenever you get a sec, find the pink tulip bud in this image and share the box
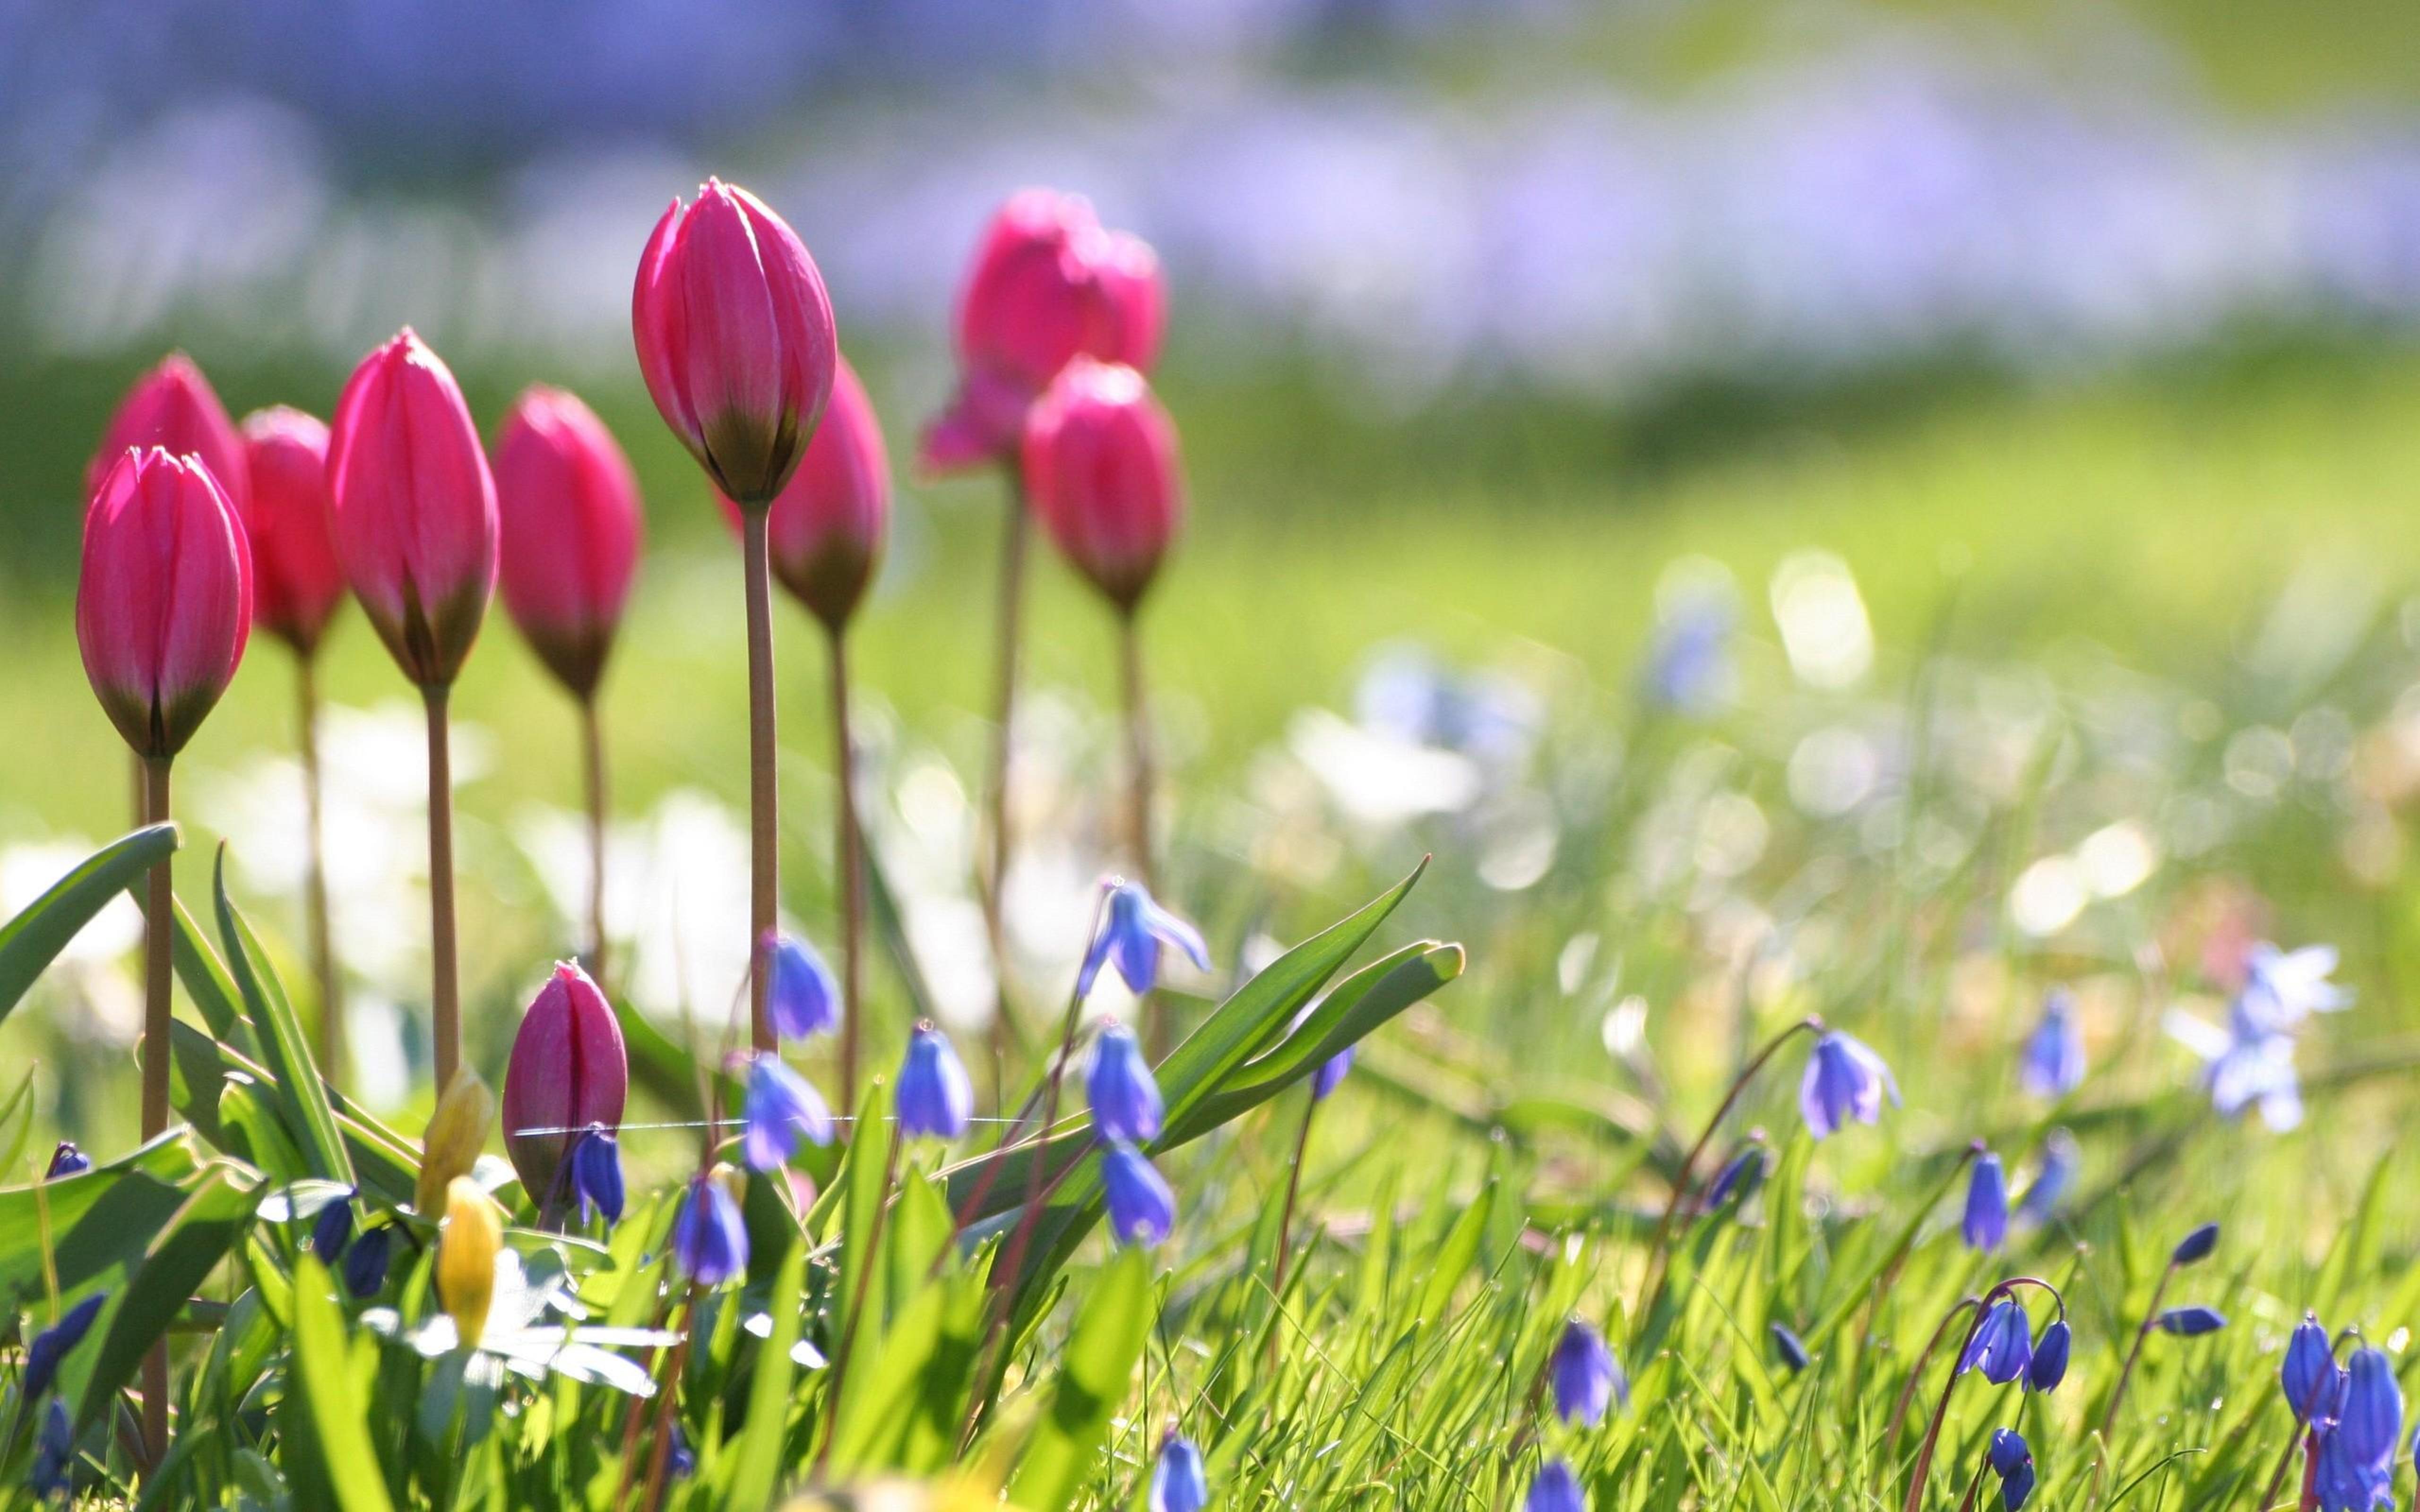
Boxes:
[731,356,888,631]
[327,329,499,687]
[1021,359,1184,614]
[1094,229,1168,373]
[87,352,250,519]
[501,961,628,1206]
[77,447,253,759]
[493,386,643,699]
[632,178,838,507]
[919,190,1167,476]
[239,406,347,654]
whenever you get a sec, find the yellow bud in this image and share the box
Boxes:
[415,1066,494,1216]
[436,1175,502,1347]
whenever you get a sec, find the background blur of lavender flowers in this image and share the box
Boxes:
[2,0,2417,426]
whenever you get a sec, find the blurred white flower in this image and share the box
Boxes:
[1770,551,1873,690]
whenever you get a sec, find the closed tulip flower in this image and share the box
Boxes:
[494,386,642,700]
[239,407,346,653]
[1022,359,1184,615]
[78,447,252,761]
[748,356,888,631]
[501,962,629,1211]
[632,178,837,507]
[328,329,498,687]
[920,189,1158,474]
[89,352,249,516]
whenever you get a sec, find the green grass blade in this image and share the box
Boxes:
[213,847,352,1185]
[0,822,176,1022]
[1005,1245,1155,1511]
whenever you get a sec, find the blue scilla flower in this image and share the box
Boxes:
[1642,587,1735,717]
[740,1053,833,1171]
[571,1125,626,1225]
[1527,1460,1588,1512]
[2338,1348,2403,1469]
[1963,1151,2008,1252]
[2169,1005,2304,1132]
[311,1188,355,1259]
[672,1174,750,1286]
[1101,1140,1177,1248]
[2170,1222,2219,1266]
[2286,1314,2339,1422]
[1550,1318,1626,1426]
[1797,1030,1898,1140]
[1310,1045,1355,1101]
[23,1294,105,1401]
[2015,1129,2079,1228]
[1771,1323,1810,1373]
[1959,1299,2034,1386]
[2027,1319,2070,1392]
[344,1225,395,1298]
[766,932,839,1041]
[1086,1021,1163,1143]
[1150,1431,1210,1512]
[2019,988,2086,1099]
[43,1142,89,1180]
[1703,1141,1767,1211]
[29,1397,71,1500]
[2313,1423,2392,1512]
[2236,943,2350,1034]
[1077,880,1210,1000]
[898,1022,976,1140]
[667,1420,695,1479]
[2154,1305,2227,1337]
[1988,1429,2035,1511]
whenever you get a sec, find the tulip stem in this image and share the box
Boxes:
[741,508,779,1054]
[299,653,344,1089]
[1633,1016,1823,1331]
[828,628,864,1115]
[580,693,609,988]
[139,754,173,1469]
[981,474,1030,1110]
[423,684,462,1093]
[1117,611,1164,1057]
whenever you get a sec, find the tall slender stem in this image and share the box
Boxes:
[139,755,173,1467]
[1270,1091,1317,1304]
[1118,611,1164,1055]
[828,628,864,1113]
[1633,1017,1823,1328]
[422,684,461,1092]
[1883,1296,1980,1452]
[981,474,1030,1109]
[742,508,780,1053]
[297,654,342,1086]
[580,694,609,987]
[1901,1278,2064,1512]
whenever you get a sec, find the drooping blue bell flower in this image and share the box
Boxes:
[671,1173,750,1286]
[1963,1151,2009,1252]
[897,1022,976,1141]
[1150,1431,1210,1512]
[1988,1429,2035,1511]
[2284,1313,2338,1422]
[1798,1031,1898,1140]
[2019,988,2086,1098]
[28,1398,72,1500]
[2027,1319,2071,1393]
[1526,1459,1588,1512]
[2015,1129,2079,1229]
[1077,880,1210,1000]
[1086,1021,1163,1143]
[570,1125,626,1226]
[2337,1348,2403,1469]
[765,932,839,1041]
[23,1293,106,1401]
[1549,1318,1626,1426]
[1771,1323,1811,1373]
[311,1188,355,1260]
[740,1053,833,1171]
[1959,1299,2034,1386]
[1101,1140,1177,1248]
[43,1142,89,1180]
[1703,1141,1767,1211]
[2235,943,2350,1034]
[344,1225,395,1298]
